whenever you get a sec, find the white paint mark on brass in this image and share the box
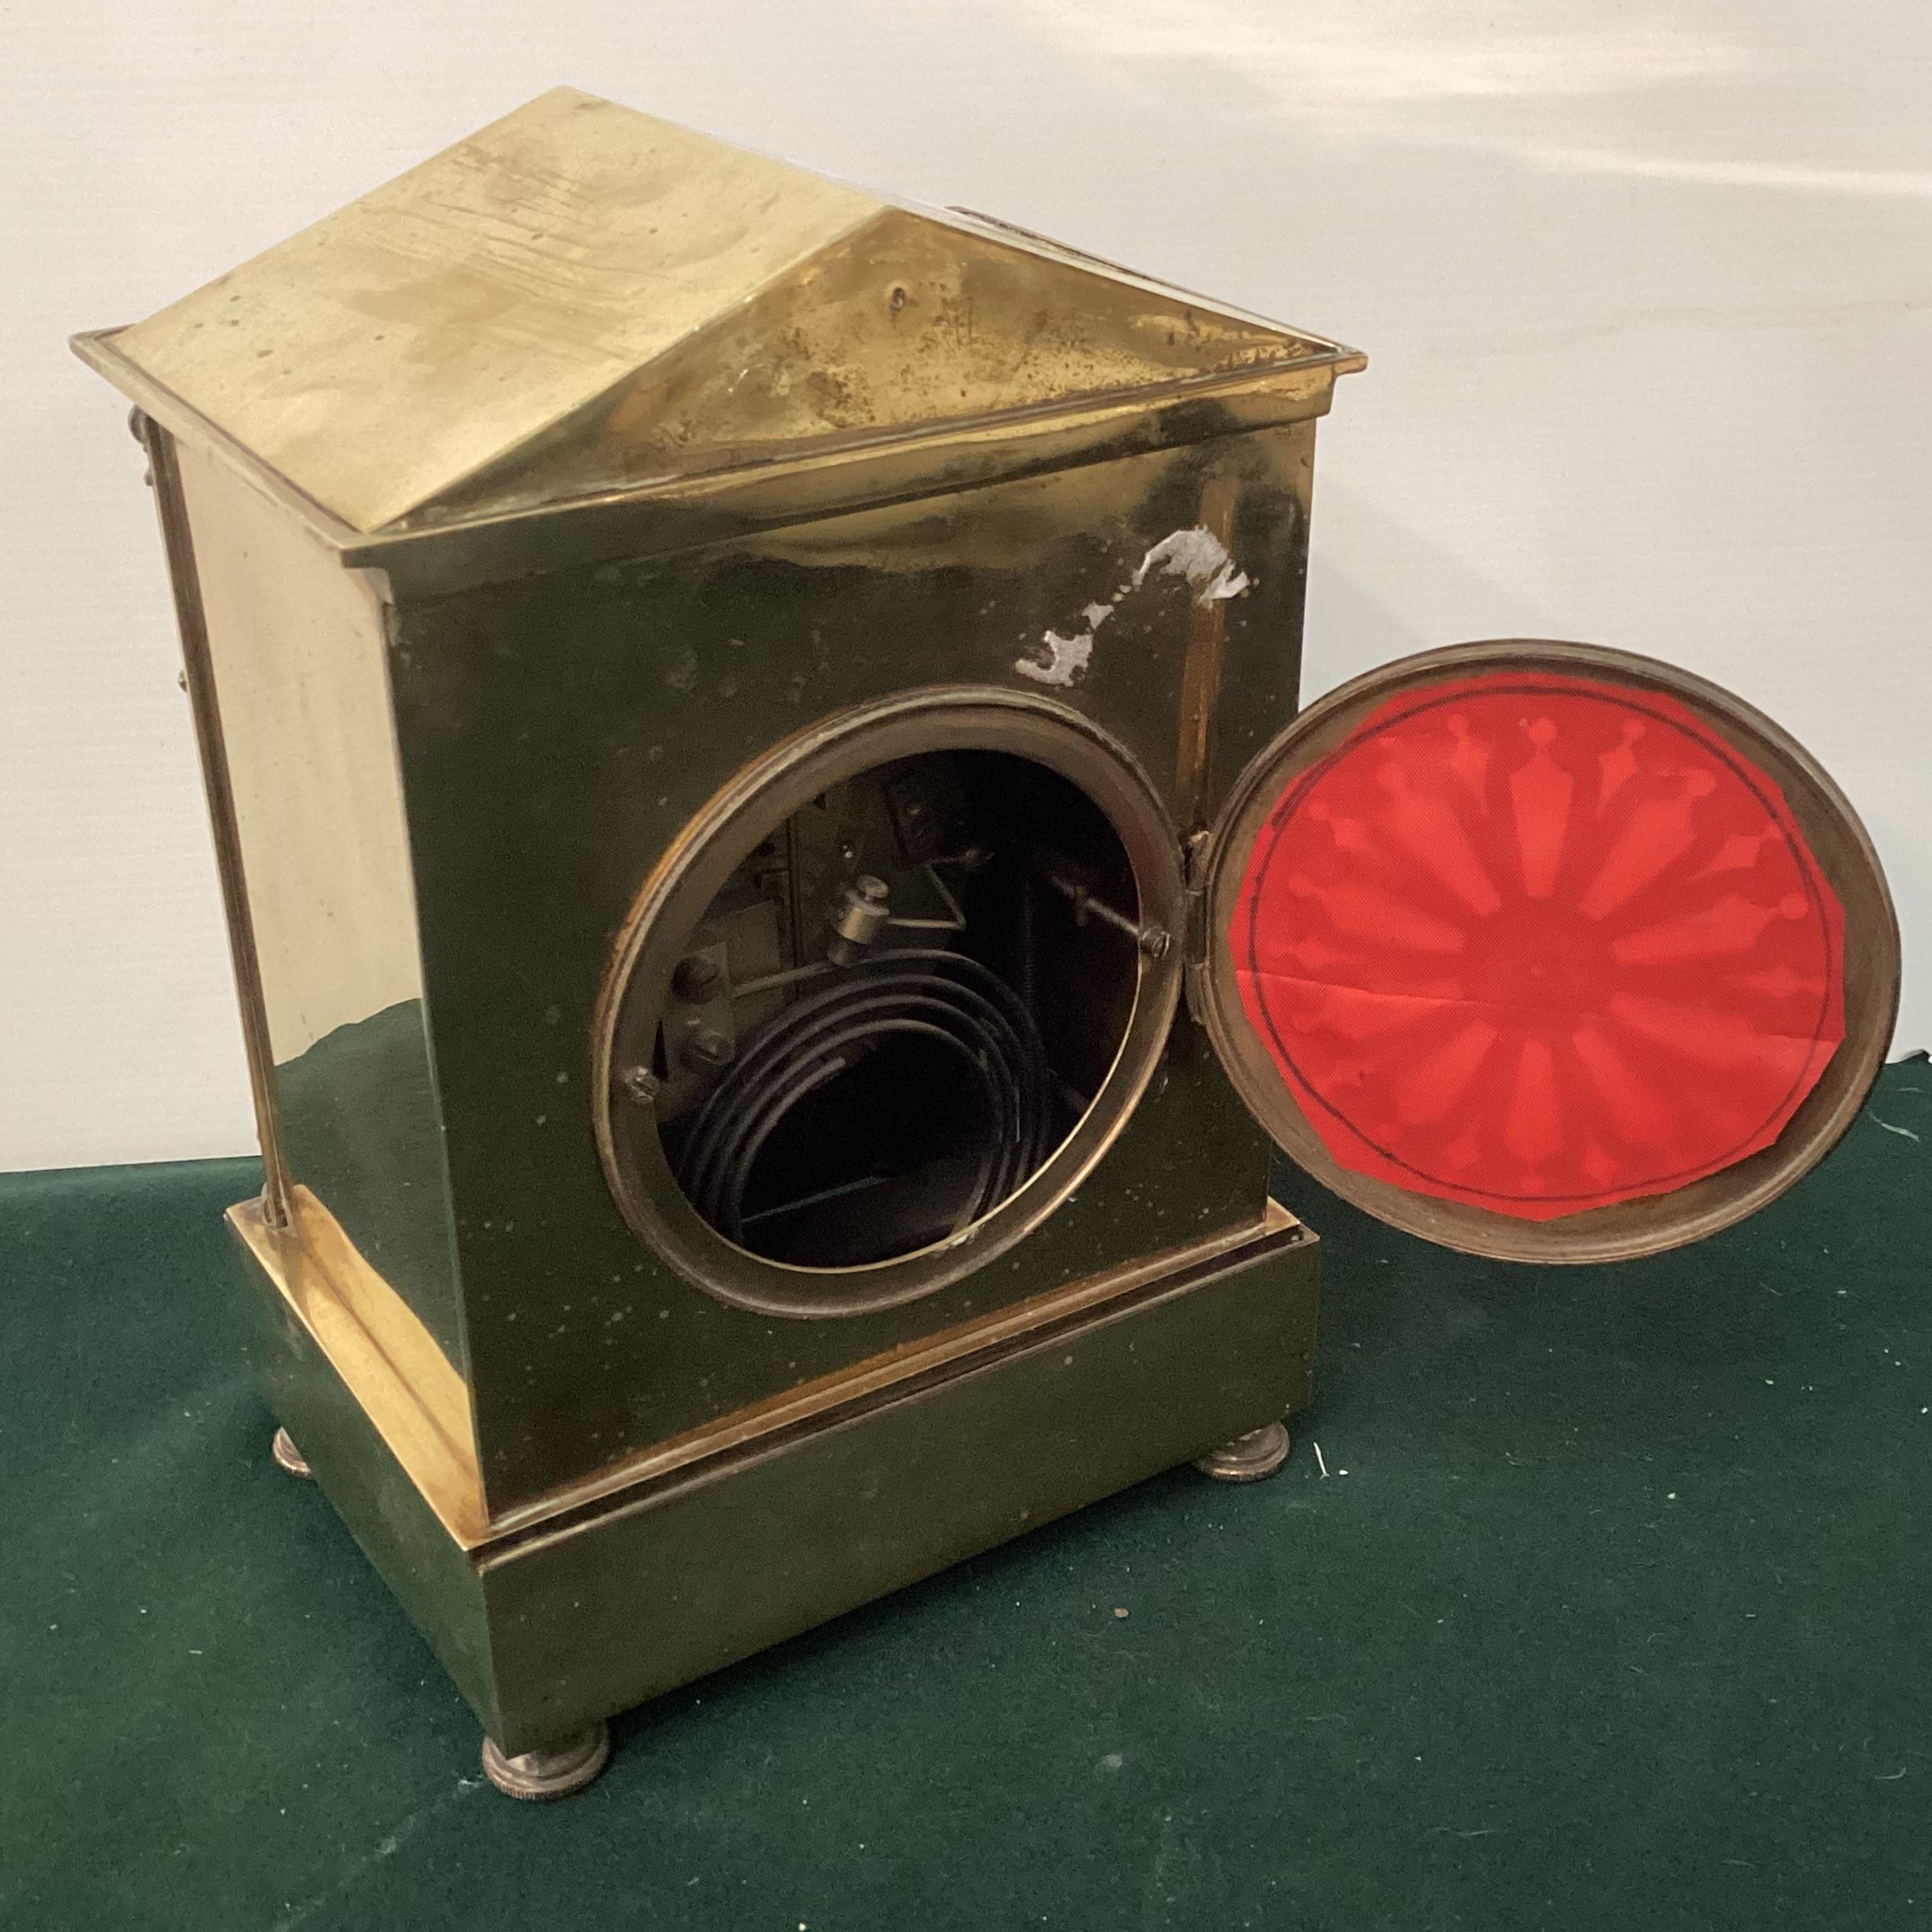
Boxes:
[1016,629,1095,687]
[1013,526,1249,686]
[1132,525,1252,605]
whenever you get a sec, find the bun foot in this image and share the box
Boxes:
[1194,1421,1290,1483]
[270,1425,314,1479]
[481,1721,612,1800]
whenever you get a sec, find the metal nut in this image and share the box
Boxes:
[619,1065,661,1105]
[827,874,892,965]
[672,954,723,1001]
[688,1028,734,1069]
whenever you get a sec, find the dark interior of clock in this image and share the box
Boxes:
[653,750,1142,1267]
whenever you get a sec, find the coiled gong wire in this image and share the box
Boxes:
[675,949,1056,1250]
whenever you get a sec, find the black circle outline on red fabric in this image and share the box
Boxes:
[1236,673,1843,1208]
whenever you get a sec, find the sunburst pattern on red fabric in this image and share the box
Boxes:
[1230,670,1846,1220]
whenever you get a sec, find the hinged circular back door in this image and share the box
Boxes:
[1199,640,1899,1263]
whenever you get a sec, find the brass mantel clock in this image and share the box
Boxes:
[77,88,1899,1799]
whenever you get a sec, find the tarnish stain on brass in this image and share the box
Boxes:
[1016,516,1249,689]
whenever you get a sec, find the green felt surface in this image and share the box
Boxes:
[4,1062,1928,1930]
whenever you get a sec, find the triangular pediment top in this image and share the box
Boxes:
[410,202,1345,530]
[91,88,1359,537]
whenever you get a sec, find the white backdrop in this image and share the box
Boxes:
[3,0,1926,1172]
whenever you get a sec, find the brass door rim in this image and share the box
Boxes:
[591,686,1185,1317]
[1197,638,1901,1265]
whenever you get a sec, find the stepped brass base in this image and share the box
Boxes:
[235,1202,1320,1758]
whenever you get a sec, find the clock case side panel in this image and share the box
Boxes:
[155,429,476,1420]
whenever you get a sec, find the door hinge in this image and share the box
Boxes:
[1181,829,1213,1025]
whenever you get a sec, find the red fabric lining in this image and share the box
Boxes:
[1230,671,1845,1220]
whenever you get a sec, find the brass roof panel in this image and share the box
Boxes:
[84,88,1360,536]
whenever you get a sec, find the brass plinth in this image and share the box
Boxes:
[235,1193,1317,1757]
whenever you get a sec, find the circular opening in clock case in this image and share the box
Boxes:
[593,688,1186,1317]
[1199,640,1900,1264]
